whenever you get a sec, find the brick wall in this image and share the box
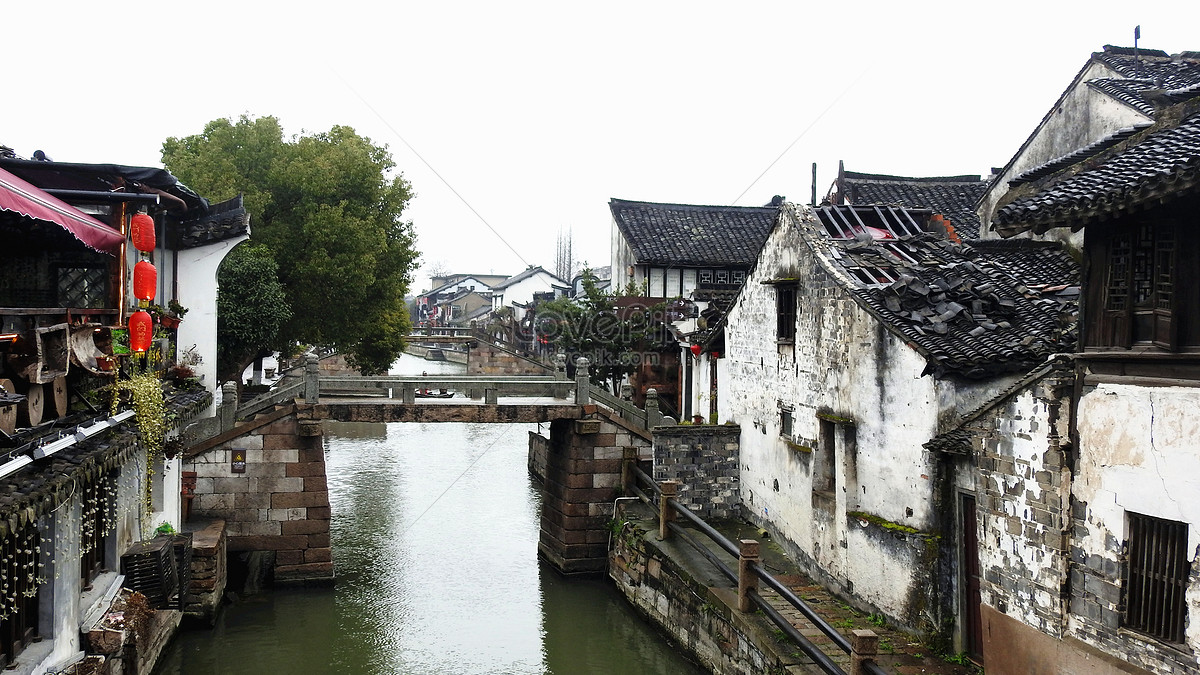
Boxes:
[184,406,332,584]
[653,425,740,519]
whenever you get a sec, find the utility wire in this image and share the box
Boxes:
[399,424,515,534]
[331,69,530,268]
[731,67,869,206]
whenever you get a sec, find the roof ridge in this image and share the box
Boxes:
[609,197,778,212]
[843,171,984,184]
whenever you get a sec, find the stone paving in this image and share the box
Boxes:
[708,520,981,675]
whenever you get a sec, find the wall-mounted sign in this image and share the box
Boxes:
[231,449,247,473]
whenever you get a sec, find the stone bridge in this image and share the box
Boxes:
[182,356,667,582]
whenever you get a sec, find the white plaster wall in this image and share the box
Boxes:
[175,235,247,413]
[979,60,1150,235]
[719,205,942,617]
[499,273,564,308]
[610,219,635,289]
[1075,383,1200,649]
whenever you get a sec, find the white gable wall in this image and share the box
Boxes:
[720,205,1020,627]
[979,60,1151,239]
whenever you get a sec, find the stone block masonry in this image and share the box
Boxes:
[184,519,227,623]
[537,408,652,574]
[653,425,740,519]
[184,404,333,585]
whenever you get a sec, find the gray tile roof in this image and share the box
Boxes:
[995,106,1200,233]
[1093,47,1200,93]
[805,206,1079,379]
[837,172,988,239]
[610,198,778,267]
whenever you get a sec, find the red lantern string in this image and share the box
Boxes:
[133,260,157,303]
[130,213,156,252]
[129,311,153,353]
[689,344,702,356]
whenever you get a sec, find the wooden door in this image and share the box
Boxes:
[962,494,983,661]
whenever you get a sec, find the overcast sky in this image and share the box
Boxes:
[6,2,1199,291]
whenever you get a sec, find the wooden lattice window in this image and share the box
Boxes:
[1101,222,1177,349]
[1122,513,1190,643]
[0,520,42,667]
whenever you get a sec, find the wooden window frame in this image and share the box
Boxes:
[776,283,797,344]
[1122,512,1189,644]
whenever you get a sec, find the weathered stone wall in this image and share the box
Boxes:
[609,507,806,674]
[538,408,652,574]
[183,519,227,623]
[1068,382,1200,673]
[720,205,1018,631]
[653,425,740,519]
[184,406,332,584]
[528,430,549,483]
[967,372,1072,640]
[467,341,551,376]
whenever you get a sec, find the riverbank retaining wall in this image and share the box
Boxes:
[609,505,811,675]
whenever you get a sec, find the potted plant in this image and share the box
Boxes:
[162,300,188,329]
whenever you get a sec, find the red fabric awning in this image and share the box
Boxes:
[0,167,124,254]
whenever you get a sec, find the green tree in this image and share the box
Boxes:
[536,274,665,394]
[162,115,418,374]
[216,244,291,385]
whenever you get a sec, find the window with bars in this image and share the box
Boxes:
[0,520,42,667]
[776,284,796,343]
[1122,512,1190,643]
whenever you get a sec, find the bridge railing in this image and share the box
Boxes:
[238,355,668,432]
[624,464,884,675]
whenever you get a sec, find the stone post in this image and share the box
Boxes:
[574,357,591,405]
[738,539,760,612]
[621,446,639,494]
[850,629,880,675]
[304,353,319,404]
[219,382,238,432]
[555,353,567,380]
[645,388,662,428]
[658,480,679,541]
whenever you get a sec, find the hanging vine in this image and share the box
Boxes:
[109,371,166,530]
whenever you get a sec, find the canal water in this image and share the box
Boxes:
[155,355,703,674]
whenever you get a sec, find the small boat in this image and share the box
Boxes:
[415,389,454,399]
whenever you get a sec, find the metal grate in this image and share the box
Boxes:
[57,266,107,308]
[1122,512,1190,643]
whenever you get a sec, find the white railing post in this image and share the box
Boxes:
[574,357,591,405]
[645,388,662,428]
[304,354,320,404]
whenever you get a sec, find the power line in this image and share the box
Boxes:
[731,68,869,206]
[330,68,530,268]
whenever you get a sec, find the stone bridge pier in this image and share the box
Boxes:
[183,401,333,586]
[535,406,653,574]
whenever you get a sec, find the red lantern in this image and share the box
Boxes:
[129,311,153,353]
[133,260,157,302]
[689,344,702,356]
[130,213,156,252]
